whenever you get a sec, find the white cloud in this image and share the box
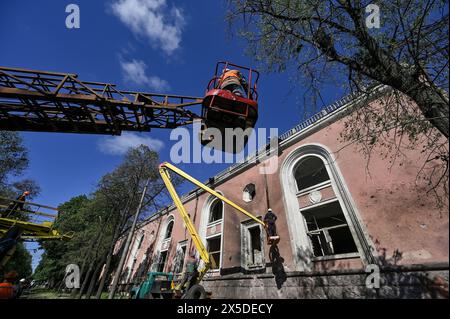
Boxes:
[111,0,185,55]
[120,58,169,91]
[98,132,164,155]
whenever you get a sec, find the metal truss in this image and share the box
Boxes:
[0,67,203,135]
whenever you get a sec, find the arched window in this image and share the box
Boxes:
[280,145,370,270]
[243,183,256,202]
[164,219,174,239]
[208,199,223,223]
[293,154,358,258]
[294,156,330,192]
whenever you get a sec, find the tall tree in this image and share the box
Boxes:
[0,131,39,279]
[0,131,40,198]
[33,145,184,297]
[228,0,449,203]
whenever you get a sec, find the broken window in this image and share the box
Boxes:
[207,236,221,269]
[248,226,263,265]
[241,220,265,269]
[156,250,168,272]
[243,183,256,202]
[136,233,145,250]
[294,156,330,192]
[173,244,187,274]
[164,220,174,239]
[208,199,223,223]
[302,201,358,257]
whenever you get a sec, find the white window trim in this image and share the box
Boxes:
[301,200,359,260]
[153,215,175,271]
[205,233,223,272]
[300,197,339,211]
[240,218,265,271]
[296,180,332,197]
[200,194,225,273]
[280,143,376,271]
[242,183,256,203]
[163,220,174,240]
[207,198,224,225]
[207,218,222,228]
[174,240,188,274]
[312,252,360,262]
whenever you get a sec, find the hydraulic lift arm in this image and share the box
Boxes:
[159,162,266,282]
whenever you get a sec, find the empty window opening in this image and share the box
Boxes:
[209,199,223,223]
[248,226,262,265]
[302,201,358,257]
[295,156,330,192]
[164,220,174,239]
[137,233,145,250]
[156,250,168,272]
[243,184,256,202]
[174,244,187,274]
[207,236,221,269]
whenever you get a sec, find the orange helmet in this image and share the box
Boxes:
[23,191,30,196]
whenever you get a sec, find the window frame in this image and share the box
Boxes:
[173,240,188,275]
[163,219,174,241]
[294,156,331,194]
[206,234,222,271]
[207,198,223,225]
[156,249,169,273]
[240,218,265,270]
[242,183,256,202]
[280,145,372,271]
[300,198,360,261]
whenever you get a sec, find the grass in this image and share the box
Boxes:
[21,288,123,299]
[21,288,71,299]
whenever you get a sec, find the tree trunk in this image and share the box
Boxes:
[70,230,101,298]
[77,261,94,299]
[94,216,125,299]
[406,82,449,139]
[77,229,105,299]
[85,255,106,299]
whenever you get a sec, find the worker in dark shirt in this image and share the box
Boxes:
[264,208,278,238]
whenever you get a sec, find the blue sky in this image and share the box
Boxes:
[0,0,345,270]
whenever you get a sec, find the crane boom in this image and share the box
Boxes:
[0,66,203,135]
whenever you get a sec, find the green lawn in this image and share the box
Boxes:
[21,288,122,299]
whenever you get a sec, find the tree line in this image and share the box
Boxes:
[32,144,183,298]
[0,130,181,297]
[0,131,39,282]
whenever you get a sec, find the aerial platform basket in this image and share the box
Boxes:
[0,196,72,241]
[200,61,260,153]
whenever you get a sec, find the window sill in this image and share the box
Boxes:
[312,252,359,262]
[207,219,223,227]
[296,180,331,196]
[245,265,265,270]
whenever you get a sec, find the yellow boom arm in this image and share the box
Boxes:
[159,162,266,281]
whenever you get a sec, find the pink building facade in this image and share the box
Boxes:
[116,90,449,298]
